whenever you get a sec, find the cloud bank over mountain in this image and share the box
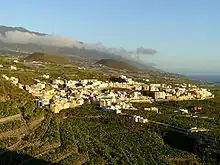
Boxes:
[0,28,157,61]
[136,46,157,55]
[0,30,80,48]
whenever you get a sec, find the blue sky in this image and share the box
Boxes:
[1,0,219,74]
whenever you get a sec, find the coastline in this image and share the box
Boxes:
[186,74,220,86]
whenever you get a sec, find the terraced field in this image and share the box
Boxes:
[0,105,201,165]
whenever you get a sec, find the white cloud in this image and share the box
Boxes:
[0,30,158,62]
[0,30,78,47]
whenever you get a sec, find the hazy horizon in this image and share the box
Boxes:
[186,73,220,84]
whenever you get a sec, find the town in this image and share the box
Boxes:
[0,56,219,164]
[2,67,214,119]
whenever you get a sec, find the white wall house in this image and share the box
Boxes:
[10,66,17,70]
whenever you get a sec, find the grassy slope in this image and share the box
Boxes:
[25,52,70,64]
[0,78,33,117]
[96,59,140,72]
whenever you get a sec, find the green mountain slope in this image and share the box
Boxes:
[96,59,141,72]
[25,52,70,64]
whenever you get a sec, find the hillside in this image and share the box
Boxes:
[0,25,45,36]
[0,56,219,164]
[96,59,141,72]
[25,52,70,64]
[0,104,199,165]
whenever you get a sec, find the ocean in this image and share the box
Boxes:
[186,74,220,85]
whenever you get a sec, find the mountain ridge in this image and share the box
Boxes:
[0,25,156,70]
[0,25,46,36]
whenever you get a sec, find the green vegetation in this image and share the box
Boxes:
[21,102,43,123]
[41,118,60,145]
[129,85,220,138]
[25,52,70,64]
[0,120,24,133]
[36,107,198,164]
[123,109,218,130]
[96,59,140,72]
[26,113,52,143]
[0,78,31,102]
[0,79,36,118]
[56,107,199,165]
[58,154,86,165]
[0,79,43,122]
[3,71,38,85]
[25,117,60,156]
[134,74,191,85]
[0,137,18,148]
[0,100,20,118]
[1,54,109,83]
[45,65,109,81]
[0,104,201,164]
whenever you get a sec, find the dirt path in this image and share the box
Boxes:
[34,142,61,157]
[53,151,76,163]
[7,138,22,150]
[0,114,21,123]
[0,115,44,139]
[27,115,45,130]
[19,142,61,165]
[75,157,88,165]
[0,125,29,139]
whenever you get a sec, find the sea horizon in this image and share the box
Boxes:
[185,73,220,85]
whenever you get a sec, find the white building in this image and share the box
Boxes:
[116,109,121,114]
[53,79,64,85]
[10,66,17,70]
[144,107,159,113]
[10,77,19,85]
[42,75,50,79]
[154,92,166,100]
[2,74,9,80]
[133,115,141,122]
[179,109,188,114]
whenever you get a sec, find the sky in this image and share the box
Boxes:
[1,0,220,74]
